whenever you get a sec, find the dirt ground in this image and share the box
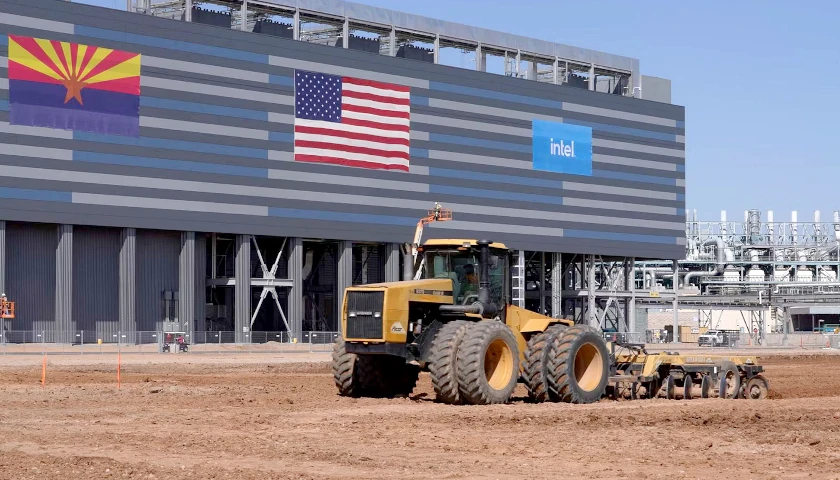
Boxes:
[1,351,840,479]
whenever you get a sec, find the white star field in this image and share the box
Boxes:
[295,71,342,122]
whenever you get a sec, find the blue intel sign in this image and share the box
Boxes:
[532,120,593,176]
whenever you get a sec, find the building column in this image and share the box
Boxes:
[626,257,636,334]
[384,243,400,282]
[194,234,206,334]
[119,228,136,340]
[336,241,353,334]
[0,221,6,297]
[288,237,303,341]
[179,231,195,337]
[672,259,680,343]
[551,252,561,318]
[587,255,597,328]
[55,224,73,344]
[234,234,251,343]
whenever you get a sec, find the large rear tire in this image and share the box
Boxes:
[331,338,383,397]
[546,325,610,404]
[428,320,471,404]
[456,321,520,405]
[523,324,567,403]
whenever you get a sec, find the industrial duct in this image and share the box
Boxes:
[683,237,726,286]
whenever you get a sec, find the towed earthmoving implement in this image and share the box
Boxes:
[331,207,768,404]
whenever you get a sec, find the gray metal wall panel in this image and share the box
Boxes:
[72,226,120,337]
[6,222,56,333]
[289,237,303,340]
[0,221,5,299]
[336,241,352,331]
[0,0,687,260]
[195,233,206,333]
[384,243,400,282]
[135,230,180,331]
[55,224,72,343]
[178,231,196,334]
[119,228,136,333]
[234,234,250,342]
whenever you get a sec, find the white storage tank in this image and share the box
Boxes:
[772,268,790,282]
[795,266,814,282]
[746,266,765,283]
[723,266,741,282]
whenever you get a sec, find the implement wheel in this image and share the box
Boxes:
[716,361,741,399]
[745,375,769,400]
[428,320,471,404]
[546,325,610,404]
[523,324,567,403]
[331,338,384,397]
[456,321,520,405]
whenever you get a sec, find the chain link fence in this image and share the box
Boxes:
[0,330,341,355]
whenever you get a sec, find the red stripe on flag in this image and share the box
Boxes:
[295,140,409,160]
[341,117,410,132]
[7,36,67,81]
[84,76,142,95]
[342,76,410,93]
[342,89,410,106]
[342,103,410,120]
[50,40,72,79]
[294,125,410,146]
[295,154,409,171]
[7,61,65,85]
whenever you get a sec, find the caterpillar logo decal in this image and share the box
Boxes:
[412,289,453,296]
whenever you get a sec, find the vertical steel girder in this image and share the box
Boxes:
[55,225,73,344]
[234,234,251,343]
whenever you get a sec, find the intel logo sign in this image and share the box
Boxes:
[532,120,593,176]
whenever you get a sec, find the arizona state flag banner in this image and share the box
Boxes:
[7,35,141,136]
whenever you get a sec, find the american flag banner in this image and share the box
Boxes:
[293,70,411,172]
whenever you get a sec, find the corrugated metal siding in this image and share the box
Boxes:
[72,226,120,337]
[195,233,206,333]
[118,228,136,333]
[6,222,56,332]
[0,0,686,260]
[55,224,72,342]
[136,230,180,331]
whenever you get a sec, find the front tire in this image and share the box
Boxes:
[456,321,520,405]
[331,338,382,397]
[428,320,471,404]
[546,325,610,404]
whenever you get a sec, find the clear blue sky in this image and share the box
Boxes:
[79,0,840,222]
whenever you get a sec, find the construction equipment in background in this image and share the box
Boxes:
[0,293,14,319]
[609,344,769,400]
[401,202,452,281]
[332,214,769,405]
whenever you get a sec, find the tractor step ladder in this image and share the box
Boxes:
[512,250,525,308]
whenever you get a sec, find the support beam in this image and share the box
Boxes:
[178,231,196,336]
[384,243,400,282]
[240,0,248,31]
[672,259,679,343]
[119,228,136,338]
[55,224,72,344]
[292,9,300,40]
[475,43,485,71]
[289,237,303,341]
[402,248,413,281]
[336,241,353,331]
[539,252,546,314]
[389,27,395,56]
[185,0,192,22]
[234,234,251,343]
[194,233,206,334]
[588,63,595,91]
[513,250,525,308]
[551,252,561,318]
[342,18,349,49]
[433,34,440,64]
[587,255,597,328]
[627,257,636,333]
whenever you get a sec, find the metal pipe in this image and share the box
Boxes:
[683,238,726,286]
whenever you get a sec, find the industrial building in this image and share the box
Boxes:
[0,0,686,344]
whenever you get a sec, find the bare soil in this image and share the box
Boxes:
[1,352,840,479]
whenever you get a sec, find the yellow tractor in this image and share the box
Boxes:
[331,238,612,405]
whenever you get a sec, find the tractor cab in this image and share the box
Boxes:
[417,239,510,317]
